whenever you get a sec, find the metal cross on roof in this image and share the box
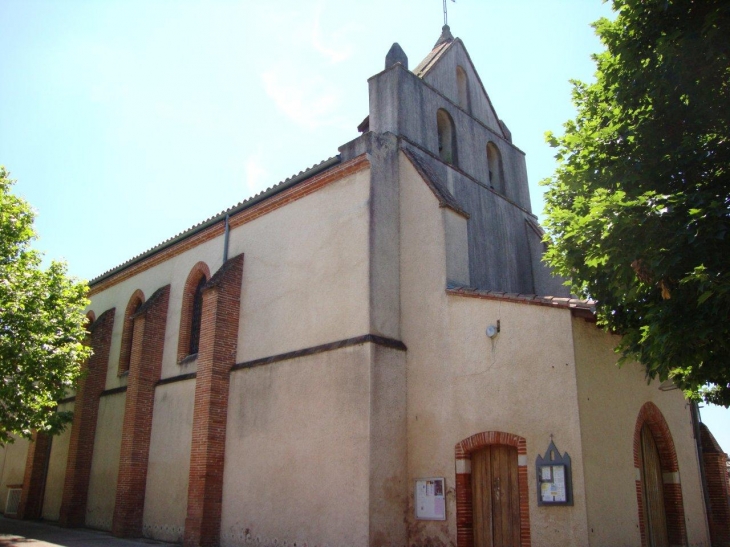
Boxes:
[443,0,455,26]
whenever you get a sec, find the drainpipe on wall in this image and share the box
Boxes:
[223,214,230,263]
[691,401,713,542]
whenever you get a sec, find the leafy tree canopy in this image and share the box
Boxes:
[542,0,730,406]
[0,167,91,443]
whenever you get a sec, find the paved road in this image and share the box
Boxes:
[0,517,176,547]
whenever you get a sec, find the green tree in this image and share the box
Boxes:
[542,0,730,406]
[0,167,92,443]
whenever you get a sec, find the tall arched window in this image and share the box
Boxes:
[177,262,211,363]
[188,276,206,355]
[437,109,458,166]
[487,142,504,193]
[119,290,144,375]
[456,66,470,112]
[81,311,96,353]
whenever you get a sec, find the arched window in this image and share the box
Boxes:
[84,311,95,342]
[188,276,206,355]
[437,109,458,166]
[456,65,470,112]
[177,262,210,363]
[119,290,144,375]
[487,142,504,193]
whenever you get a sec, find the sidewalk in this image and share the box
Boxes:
[0,517,177,547]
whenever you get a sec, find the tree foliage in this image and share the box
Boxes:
[542,0,730,405]
[0,167,91,443]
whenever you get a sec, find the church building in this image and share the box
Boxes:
[2,27,729,547]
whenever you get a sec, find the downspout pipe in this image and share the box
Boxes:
[691,401,713,541]
[223,214,230,263]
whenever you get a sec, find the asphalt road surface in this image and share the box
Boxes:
[0,518,176,547]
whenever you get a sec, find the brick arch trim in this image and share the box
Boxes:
[118,289,145,375]
[177,262,211,362]
[455,431,531,547]
[633,401,687,546]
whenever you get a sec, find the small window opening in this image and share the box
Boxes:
[437,109,457,165]
[487,142,504,193]
[456,66,470,112]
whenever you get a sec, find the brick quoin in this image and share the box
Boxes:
[700,423,730,547]
[184,254,244,547]
[455,431,531,547]
[112,285,170,537]
[16,431,51,519]
[633,401,688,547]
[59,307,115,527]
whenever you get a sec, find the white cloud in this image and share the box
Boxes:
[311,2,354,64]
[261,66,344,129]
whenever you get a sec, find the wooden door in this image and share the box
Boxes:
[640,424,669,547]
[472,445,520,547]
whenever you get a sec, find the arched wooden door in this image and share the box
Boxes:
[640,423,669,547]
[471,445,520,547]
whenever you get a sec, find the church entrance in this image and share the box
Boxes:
[639,423,669,547]
[471,444,520,547]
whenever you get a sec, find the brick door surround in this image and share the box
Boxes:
[455,431,531,547]
[633,402,688,547]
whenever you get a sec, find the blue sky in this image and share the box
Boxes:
[1,0,727,450]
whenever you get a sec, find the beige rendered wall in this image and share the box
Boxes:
[142,379,195,543]
[78,164,370,541]
[399,154,589,546]
[221,344,372,547]
[85,391,125,531]
[0,436,29,514]
[231,167,371,363]
[572,318,710,547]
[41,401,74,521]
[88,165,370,385]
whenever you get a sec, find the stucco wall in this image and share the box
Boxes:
[41,401,74,521]
[399,152,589,546]
[221,344,372,547]
[0,436,29,514]
[142,379,195,543]
[572,318,710,547]
[232,167,370,363]
[85,391,125,531]
[88,164,370,379]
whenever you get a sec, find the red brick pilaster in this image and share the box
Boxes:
[455,431,531,547]
[184,254,244,547]
[16,431,51,519]
[112,285,170,537]
[59,307,115,527]
[700,423,730,547]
